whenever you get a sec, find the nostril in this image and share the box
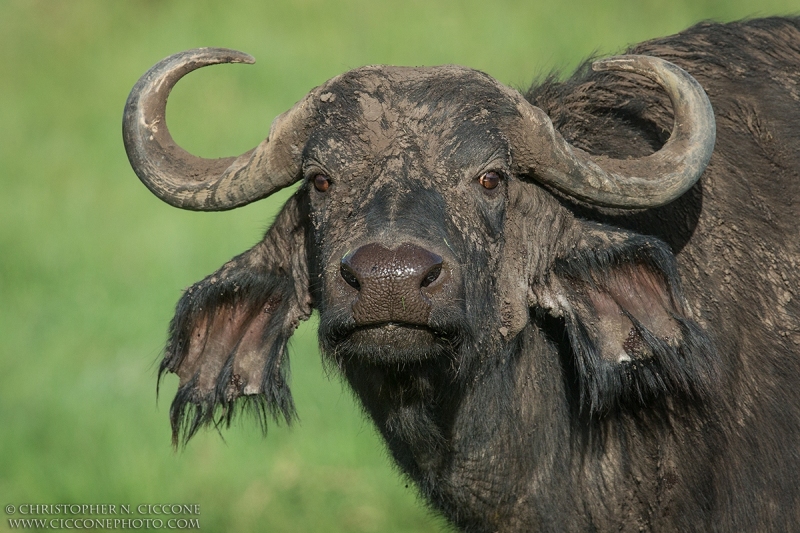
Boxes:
[340,263,361,290]
[420,263,442,288]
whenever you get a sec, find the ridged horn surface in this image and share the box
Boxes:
[123,48,316,211]
[512,55,715,208]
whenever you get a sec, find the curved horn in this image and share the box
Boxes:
[123,48,317,211]
[513,55,715,208]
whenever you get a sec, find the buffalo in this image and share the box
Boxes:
[123,17,800,532]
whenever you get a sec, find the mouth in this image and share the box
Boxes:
[326,321,459,364]
[351,321,438,342]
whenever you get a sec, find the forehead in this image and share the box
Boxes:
[306,65,520,169]
[312,65,518,134]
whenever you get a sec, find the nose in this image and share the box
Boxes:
[340,242,446,325]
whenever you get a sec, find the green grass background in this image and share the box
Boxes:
[2,1,798,531]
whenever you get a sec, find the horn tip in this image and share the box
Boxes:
[184,47,255,66]
[591,56,632,73]
[206,47,255,65]
[230,51,256,65]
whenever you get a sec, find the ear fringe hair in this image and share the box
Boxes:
[165,330,296,448]
[556,231,719,417]
[157,255,301,448]
[564,313,718,417]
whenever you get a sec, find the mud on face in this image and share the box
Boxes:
[304,66,523,367]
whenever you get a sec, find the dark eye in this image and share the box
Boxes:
[479,170,501,190]
[313,174,330,192]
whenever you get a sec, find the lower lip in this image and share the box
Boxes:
[347,324,438,349]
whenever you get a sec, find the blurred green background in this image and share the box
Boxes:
[2,1,798,531]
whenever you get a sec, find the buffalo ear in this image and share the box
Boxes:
[536,227,717,415]
[159,194,312,446]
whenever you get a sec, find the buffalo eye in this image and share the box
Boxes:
[313,174,331,192]
[479,170,501,190]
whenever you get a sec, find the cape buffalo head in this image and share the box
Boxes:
[123,49,716,445]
